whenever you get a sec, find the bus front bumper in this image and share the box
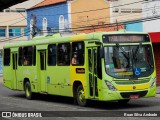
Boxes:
[101,85,156,101]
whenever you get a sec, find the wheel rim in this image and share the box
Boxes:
[78,89,85,104]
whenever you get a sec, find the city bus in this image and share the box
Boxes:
[3,31,156,106]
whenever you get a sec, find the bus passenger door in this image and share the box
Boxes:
[88,48,98,98]
[39,51,47,92]
[12,52,18,89]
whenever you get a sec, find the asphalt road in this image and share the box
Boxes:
[0,77,160,120]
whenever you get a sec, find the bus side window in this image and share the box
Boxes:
[18,47,22,66]
[48,44,56,66]
[3,48,11,66]
[22,46,33,66]
[72,42,84,66]
[33,46,36,66]
[58,43,70,66]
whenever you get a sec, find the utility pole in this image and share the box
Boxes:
[116,19,118,31]
[31,14,37,38]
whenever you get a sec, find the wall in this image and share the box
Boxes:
[70,0,110,32]
[0,12,28,50]
[142,1,160,32]
[125,21,142,32]
[110,0,142,23]
[27,2,68,38]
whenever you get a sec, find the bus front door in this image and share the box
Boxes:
[39,51,47,92]
[88,48,98,98]
[12,52,18,89]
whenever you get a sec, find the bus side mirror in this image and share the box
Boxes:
[100,47,104,58]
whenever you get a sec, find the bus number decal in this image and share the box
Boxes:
[76,68,85,74]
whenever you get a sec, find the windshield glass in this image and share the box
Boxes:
[104,45,154,79]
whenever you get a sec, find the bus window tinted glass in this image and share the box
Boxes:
[48,44,56,66]
[22,46,33,66]
[33,46,36,66]
[58,43,70,66]
[72,42,84,66]
[3,49,10,66]
[18,47,22,66]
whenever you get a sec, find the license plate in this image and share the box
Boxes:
[130,95,139,99]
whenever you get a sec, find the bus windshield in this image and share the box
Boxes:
[104,45,154,79]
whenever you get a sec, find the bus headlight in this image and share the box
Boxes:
[105,80,117,91]
[150,77,156,88]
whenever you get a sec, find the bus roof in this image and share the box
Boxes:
[3,31,148,48]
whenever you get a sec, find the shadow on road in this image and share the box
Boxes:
[10,93,156,110]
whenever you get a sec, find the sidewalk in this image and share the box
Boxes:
[156,86,160,94]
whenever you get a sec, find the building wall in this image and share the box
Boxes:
[0,12,28,49]
[0,0,43,74]
[6,0,44,11]
[125,22,142,32]
[70,0,110,32]
[110,0,142,23]
[27,2,69,38]
[142,1,160,32]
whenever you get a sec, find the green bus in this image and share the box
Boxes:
[3,31,156,106]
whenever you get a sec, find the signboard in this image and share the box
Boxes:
[102,34,150,43]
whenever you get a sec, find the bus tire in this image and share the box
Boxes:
[24,81,34,100]
[76,85,87,107]
[118,99,130,104]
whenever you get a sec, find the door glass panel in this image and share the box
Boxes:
[13,54,15,70]
[40,52,46,70]
[89,73,93,96]
[88,49,92,72]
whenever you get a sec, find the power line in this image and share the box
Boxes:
[0,17,24,23]
[1,15,160,42]
[0,30,30,42]
[28,5,160,30]
[36,14,160,32]
[30,6,160,32]
[29,0,145,17]
[9,18,26,26]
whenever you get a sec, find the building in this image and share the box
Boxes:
[27,0,124,36]
[142,0,160,85]
[27,0,69,39]
[109,0,142,23]
[70,0,117,33]
[0,0,43,74]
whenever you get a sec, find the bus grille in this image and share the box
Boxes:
[120,91,148,98]
[114,79,150,85]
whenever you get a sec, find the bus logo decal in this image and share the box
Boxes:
[133,86,136,90]
[76,68,85,74]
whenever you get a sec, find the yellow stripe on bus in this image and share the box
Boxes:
[116,84,150,91]
[71,34,85,41]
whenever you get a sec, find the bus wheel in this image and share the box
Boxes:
[24,82,33,100]
[118,99,130,104]
[76,85,87,107]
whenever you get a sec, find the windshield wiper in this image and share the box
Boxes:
[116,43,129,60]
[133,43,142,61]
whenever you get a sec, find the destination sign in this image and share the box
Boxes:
[102,34,150,43]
